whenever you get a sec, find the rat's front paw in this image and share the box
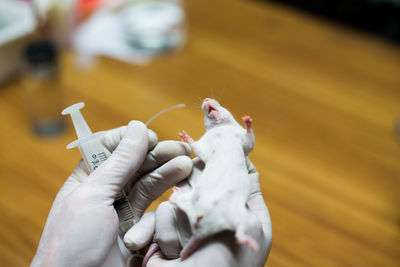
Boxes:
[242,116,252,132]
[178,130,194,144]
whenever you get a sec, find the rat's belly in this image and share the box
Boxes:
[194,164,250,208]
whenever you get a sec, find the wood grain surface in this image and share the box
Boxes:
[1,0,400,266]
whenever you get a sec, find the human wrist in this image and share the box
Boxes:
[31,234,63,267]
[31,249,56,267]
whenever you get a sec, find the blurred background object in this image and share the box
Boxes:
[264,0,400,43]
[122,1,185,54]
[0,0,187,137]
[393,117,400,146]
[0,0,399,266]
[73,0,186,65]
[0,0,36,83]
[23,40,65,136]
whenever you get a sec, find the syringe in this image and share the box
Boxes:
[62,102,138,236]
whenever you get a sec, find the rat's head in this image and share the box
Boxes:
[202,98,236,130]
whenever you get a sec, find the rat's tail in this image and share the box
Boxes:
[180,235,201,260]
[146,104,185,126]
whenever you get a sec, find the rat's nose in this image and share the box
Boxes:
[204,98,209,102]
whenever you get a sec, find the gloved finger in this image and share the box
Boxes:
[155,202,181,259]
[99,124,158,153]
[145,236,231,267]
[175,208,192,247]
[100,239,127,267]
[128,155,193,218]
[247,192,272,241]
[127,141,191,189]
[85,120,149,197]
[124,211,155,250]
[246,157,261,195]
[245,158,272,237]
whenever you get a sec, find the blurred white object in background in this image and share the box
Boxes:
[33,0,57,20]
[0,0,36,83]
[122,1,185,53]
[73,0,186,66]
[74,5,152,66]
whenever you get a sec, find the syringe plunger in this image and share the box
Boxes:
[62,102,93,140]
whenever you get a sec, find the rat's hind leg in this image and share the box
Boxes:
[231,204,259,251]
[236,224,259,251]
[242,116,255,154]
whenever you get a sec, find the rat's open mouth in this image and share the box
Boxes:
[202,99,219,119]
[208,106,217,115]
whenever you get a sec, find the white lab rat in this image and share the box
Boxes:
[169,98,258,260]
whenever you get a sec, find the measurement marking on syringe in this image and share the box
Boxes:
[114,195,135,222]
[98,152,107,162]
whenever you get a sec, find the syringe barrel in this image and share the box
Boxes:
[78,138,138,236]
[78,138,108,172]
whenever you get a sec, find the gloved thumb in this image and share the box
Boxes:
[84,120,149,198]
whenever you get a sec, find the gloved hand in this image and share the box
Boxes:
[144,157,272,267]
[31,121,193,267]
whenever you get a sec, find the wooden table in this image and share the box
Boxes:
[1,0,399,266]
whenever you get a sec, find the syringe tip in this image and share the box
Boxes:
[62,102,85,115]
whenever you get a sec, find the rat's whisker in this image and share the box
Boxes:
[217,87,226,102]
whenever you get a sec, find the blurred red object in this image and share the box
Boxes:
[76,0,104,20]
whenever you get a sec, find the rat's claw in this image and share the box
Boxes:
[238,236,259,251]
[242,115,252,124]
[172,186,182,192]
[178,131,187,141]
[242,116,252,131]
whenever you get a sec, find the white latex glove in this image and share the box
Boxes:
[31,121,193,267]
[145,157,272,267]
